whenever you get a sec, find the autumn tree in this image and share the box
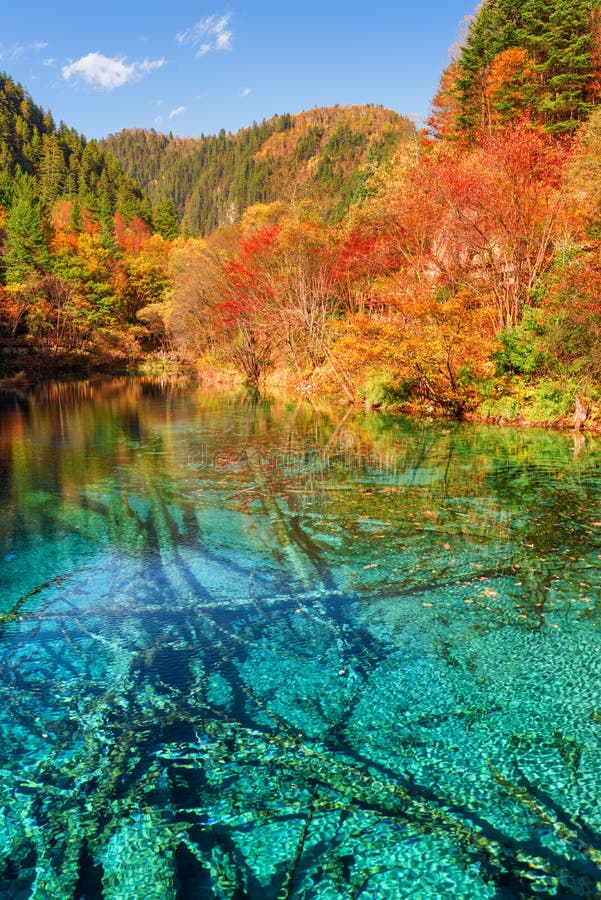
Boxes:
[270,218,339,368]
[483,48,538,127]
[25,274,91,356]
[117,234,170,324]
[566,105,601,228]
[543,251,601,380]
[168,239,231,364]
[221,225,280,385]
[224,207,354,391]
[452,0,600,139]
[323,120,570,408]
[331,286,491,412]
[428,60,463,139]
[418,124,567,330]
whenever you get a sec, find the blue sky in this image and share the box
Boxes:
[1,2,474,140]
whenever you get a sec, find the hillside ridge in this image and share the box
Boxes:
[102,105,415,235]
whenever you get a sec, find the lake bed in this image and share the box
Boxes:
[1,379,600,898]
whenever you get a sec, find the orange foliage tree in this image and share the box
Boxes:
[221,225,281,385]
[483,49,539,129]
[414,124,568,330]
[427,60,463,140]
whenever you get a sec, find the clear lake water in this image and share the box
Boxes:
[0,378,600,898]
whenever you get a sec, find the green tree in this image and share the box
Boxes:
[453,0,599,138]
[5,176,49,285]
[69,197,83,234]
[99,203,117,252]
[525,0,598,132]
[38,133,67,208]
[152,199,179,239]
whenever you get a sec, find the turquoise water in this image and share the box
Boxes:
[0,379,600,898]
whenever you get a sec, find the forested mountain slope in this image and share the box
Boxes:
[0,73,150,225]
[102,106,415,235]
[2,0,601,429]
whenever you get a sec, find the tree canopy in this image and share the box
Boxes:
[438,0,600,139]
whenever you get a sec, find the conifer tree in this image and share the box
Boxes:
[39,133,67,208]
[5,175,49,284]
[69,197,83,234]
[153,199,179,239]
[99,203,117,252]
[452,0,599,139]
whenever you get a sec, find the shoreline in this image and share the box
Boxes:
[1,362,599,436]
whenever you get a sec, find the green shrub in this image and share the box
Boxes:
[492,309,551,376]
[359,370,414,408]
[521,379,573,423]
[479,377,578,424]
[479,395,521,421]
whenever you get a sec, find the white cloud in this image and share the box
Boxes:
[168,105,186,120]
[138,58,165,76]
[240,87,251,97]
[43,58,56,67]
[62,52,165,90]
[176,13,233,58]
[0,40,48,62]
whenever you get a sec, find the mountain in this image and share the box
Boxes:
[0,72,150,223]
[102,105,416,236]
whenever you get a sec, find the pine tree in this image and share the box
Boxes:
[454,0,519,136]
[69,197,83,233]
[38,133,67,208]
[153,199,179,239]
[5,175,49,284]
[525,0,598,132]
[452,0,600,138]
[99,203,117,252]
